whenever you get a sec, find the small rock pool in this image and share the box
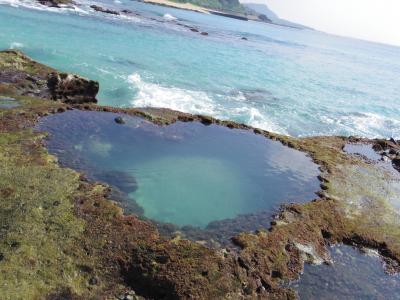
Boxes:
[293,245,400,299]
[0,96,19,109]
[37,110,320,241]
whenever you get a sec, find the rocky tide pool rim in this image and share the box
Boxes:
[36,109,321,244]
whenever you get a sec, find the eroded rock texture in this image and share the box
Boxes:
[0,50,98,103]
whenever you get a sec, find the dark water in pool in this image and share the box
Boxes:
[293,245,400,300]
[36,110,319,241]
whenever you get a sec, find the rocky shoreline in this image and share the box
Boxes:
[1,49,400,299]
[33,0,270,24]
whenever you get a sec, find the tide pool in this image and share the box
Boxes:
[1,0,400,138]
[293,245,400,299]
[36,110,319,229]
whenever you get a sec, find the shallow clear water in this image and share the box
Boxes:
[1,0,400,138]
[293,245,400,300]
[344,143,382,161]
[36,110,319,229]
[0,96,19,108]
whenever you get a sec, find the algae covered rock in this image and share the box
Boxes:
[93,170,138,193]
[0,50,98,104]
[90,4,120,15]
[47,72,98,104]
[2,50,400,299]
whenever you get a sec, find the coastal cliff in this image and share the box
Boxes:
[1,50,400,299]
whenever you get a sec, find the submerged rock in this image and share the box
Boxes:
[121,9,132,14]
[114,116,126,124]
[90,5,120,15]
[93,170,138,194]
[47,72,98,104]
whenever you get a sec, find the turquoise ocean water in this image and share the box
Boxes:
[1,0,400,138]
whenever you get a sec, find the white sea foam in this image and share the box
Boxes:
[163,13,177,21]
[348,112,400,138]
[117,13,141,23]
[10,42,24,49]
[127,73,288,135]
[128,73,217,115]
[322,112,400,139]
[0,0,89,14]
[231,106,288,134]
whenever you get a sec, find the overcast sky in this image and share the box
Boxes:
[242,0,400,47]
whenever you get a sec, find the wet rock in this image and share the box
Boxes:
[94,170,138,194]
[115,116,125,124]
[198,115,213,125]
[117,291,140,300]
[390,137,398,145]
[88,276,98,285]
[381,155,390,162]
[201,32,209,36]
[108,188,145,216]
[46,288,79,300]
[190,28,199,32]
[90,5,120,15]
[47,72,98,104]
[241,37,248,40]
[320,183,329,190]
[78,265,93,273]
[154,221,179,237]
[392,158,400,172]
[10,241,20,249]
[37,0,74,8]
[376,140,390,150]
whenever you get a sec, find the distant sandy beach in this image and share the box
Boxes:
[142,0,210,14]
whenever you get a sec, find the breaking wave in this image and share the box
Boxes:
[9,41,24,49]
[127,73,289,134]
[128,73,217,115]
[320,112,400,139]
[163,13,177,21]
[0,0,88,13]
